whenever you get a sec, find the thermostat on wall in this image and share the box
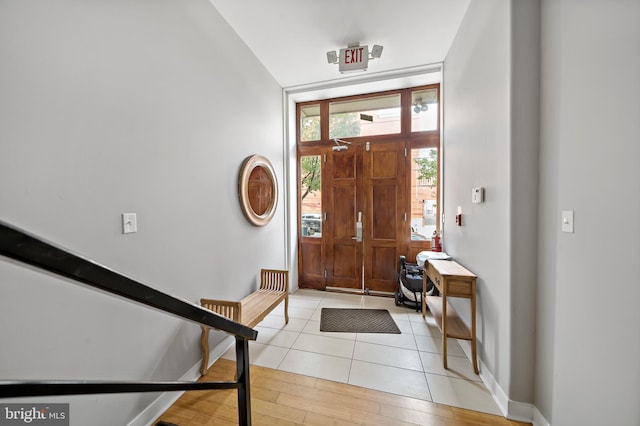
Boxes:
[472,187,484,203]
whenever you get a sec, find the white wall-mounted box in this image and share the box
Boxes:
[472,187,484,203]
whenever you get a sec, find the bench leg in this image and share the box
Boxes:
[284,294,289,324]
[200,325,210,375]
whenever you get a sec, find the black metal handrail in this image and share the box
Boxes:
[0,220,257,425]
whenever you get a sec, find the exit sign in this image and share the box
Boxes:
[339,45,369,73]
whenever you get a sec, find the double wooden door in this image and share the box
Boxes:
[299,141,405,293]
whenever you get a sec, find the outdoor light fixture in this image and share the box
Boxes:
[326,43,384,73]
[413,99,429,113]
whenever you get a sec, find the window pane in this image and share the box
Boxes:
[411,89,438,132]
[410,148,438,240]
[329,94,401,138]
[300,155,322,237]
[300,104,320,142]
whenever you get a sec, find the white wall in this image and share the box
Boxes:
[0,1,285,425]
[446,0,640,424]
[537,1,640,424]
[508,0,540,407]
[443,0,515,404]
[444,0,540,415]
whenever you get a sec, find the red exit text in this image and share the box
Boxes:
[343,47,365,64]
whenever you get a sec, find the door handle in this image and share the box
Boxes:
[354,211,363,242]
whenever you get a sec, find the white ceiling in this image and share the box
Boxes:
[208,0,470,89]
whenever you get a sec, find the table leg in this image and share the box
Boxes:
[442,294,448,369]
[422,274,427,318]
[471,289,478,374]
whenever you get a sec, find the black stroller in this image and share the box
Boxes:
[395,255,437,311]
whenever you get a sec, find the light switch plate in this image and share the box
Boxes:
[122,213,137,234]
[561,210,574,233]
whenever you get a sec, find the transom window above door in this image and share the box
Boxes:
[298,87,439,144]
[329,93,401,138]
[300,104,320,142]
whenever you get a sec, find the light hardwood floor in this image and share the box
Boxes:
[156,358,531,426]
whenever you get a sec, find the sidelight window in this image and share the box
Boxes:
[300,155,322,237]
[410,147,439,240]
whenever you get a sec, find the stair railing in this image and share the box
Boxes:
[0,220,257,425]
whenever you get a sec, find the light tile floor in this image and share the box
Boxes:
[222,289,501,416]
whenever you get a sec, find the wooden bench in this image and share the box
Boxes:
[199,269,289,375]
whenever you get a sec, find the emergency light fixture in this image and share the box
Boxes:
[326,43,383,73]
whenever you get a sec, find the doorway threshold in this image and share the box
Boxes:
[325,287,395,298]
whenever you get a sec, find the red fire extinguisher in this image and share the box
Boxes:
[431,231,442,252]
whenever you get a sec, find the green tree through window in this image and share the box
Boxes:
[329,113,361,139]
[300,156,320,200]
[415,148,437,185]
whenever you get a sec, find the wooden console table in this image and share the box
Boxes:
[422,259,478,374]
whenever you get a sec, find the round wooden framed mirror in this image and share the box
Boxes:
[238,154,278,226]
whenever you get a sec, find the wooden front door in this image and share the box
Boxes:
[321,141,405,293]
[362,142,406,293]
[325,145,362,290]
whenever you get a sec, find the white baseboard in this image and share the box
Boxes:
[506,399,535,423]
[127,336,235,426]
[457,340,537,423]
[532,406,551,426]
